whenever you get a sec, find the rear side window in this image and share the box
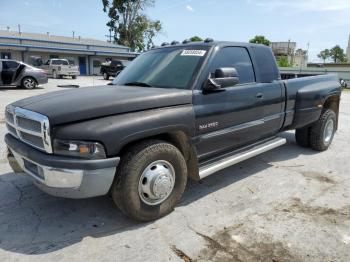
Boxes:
[2,61,19,69]
[209,47,255,84]
[52,60,69,65]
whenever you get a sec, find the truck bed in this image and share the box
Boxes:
[282,74,341,130]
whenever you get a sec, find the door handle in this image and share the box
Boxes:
[256,93,264,99]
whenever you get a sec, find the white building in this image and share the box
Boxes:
[0,30,138,75]
[270,41,308,67]
[294,49,308,68]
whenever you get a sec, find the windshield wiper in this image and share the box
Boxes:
[124,82,152,87]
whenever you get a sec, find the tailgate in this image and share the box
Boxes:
[60,66,80,75]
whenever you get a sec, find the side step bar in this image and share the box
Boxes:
[199,137,287,179]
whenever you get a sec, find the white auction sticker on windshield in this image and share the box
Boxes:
[181,50,206,56]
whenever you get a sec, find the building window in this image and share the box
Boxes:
[30,56,43,66]
[93,60,101,68]
[1,52,11,59]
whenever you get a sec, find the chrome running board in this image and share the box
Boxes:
[199,137,286,179]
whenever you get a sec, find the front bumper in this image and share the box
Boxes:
[5,134,119,199]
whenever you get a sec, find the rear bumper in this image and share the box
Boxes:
[5,134,119,199]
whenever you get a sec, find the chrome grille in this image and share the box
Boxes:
[6,123,17,137]
[17,116,42,132]
[20,132,45,148]
[5,110,14,125]
[5,106,52,153]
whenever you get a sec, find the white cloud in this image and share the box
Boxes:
[186,4,194,12]
[247,0,350,12]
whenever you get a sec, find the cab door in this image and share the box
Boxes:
[193,47,262,160]
[1,60,19,85]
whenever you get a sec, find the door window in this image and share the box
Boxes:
[2,61,19,70]
[209,47,255,84]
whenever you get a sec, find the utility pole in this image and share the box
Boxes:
[105,29,112,43]
[306,42,310,65]
[18,24,21,35]
[72,31,75,39]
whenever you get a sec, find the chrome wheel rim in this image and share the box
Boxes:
[24,78,35,88]
[323,118,334,144]
[138,160,175,206]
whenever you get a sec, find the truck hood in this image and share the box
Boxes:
[12,85,192,125]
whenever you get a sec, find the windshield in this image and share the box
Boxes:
[113,46,209,89]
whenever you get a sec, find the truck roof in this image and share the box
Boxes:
[153,40,267,50]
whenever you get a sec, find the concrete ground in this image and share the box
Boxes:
[0,77,349,261]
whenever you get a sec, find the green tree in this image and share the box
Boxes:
[278,56,291,67]
[249,35,271,46]
[317,49,330,63]
[102,0,162,51]
[189,36,203,42]
[329,45,347,63]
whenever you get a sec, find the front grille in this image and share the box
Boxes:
[17,116,42,132]
[5,110,14,125]
[5,106,52,153]
[6,123,17,137]
[20,131,45,148]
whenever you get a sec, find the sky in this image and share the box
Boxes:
[0,0,350,62]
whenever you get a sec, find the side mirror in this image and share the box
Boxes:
[204,67,239,91]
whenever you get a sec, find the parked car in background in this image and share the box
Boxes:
[100,60,130,80]
[0,59,48,89]
[38,59,79,79]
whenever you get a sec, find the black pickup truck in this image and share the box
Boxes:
[100,60,129,80]
[5,41,341,221]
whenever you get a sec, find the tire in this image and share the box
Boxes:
[103,72,109,80]
[111,140,187,221]
[309,109,337,151]
[295,127,310,147]
[21,77,37,89]
[53,70,58,79]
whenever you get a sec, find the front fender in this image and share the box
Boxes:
[53,105,195,156]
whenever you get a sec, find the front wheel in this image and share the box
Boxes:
[21,77,37,89]
[309,109,337,151]
[111,140,187,221]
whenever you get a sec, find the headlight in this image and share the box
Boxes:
[53,139,106,159]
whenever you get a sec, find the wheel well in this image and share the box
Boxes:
[323,95,340,129]
[118,131,200,181]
